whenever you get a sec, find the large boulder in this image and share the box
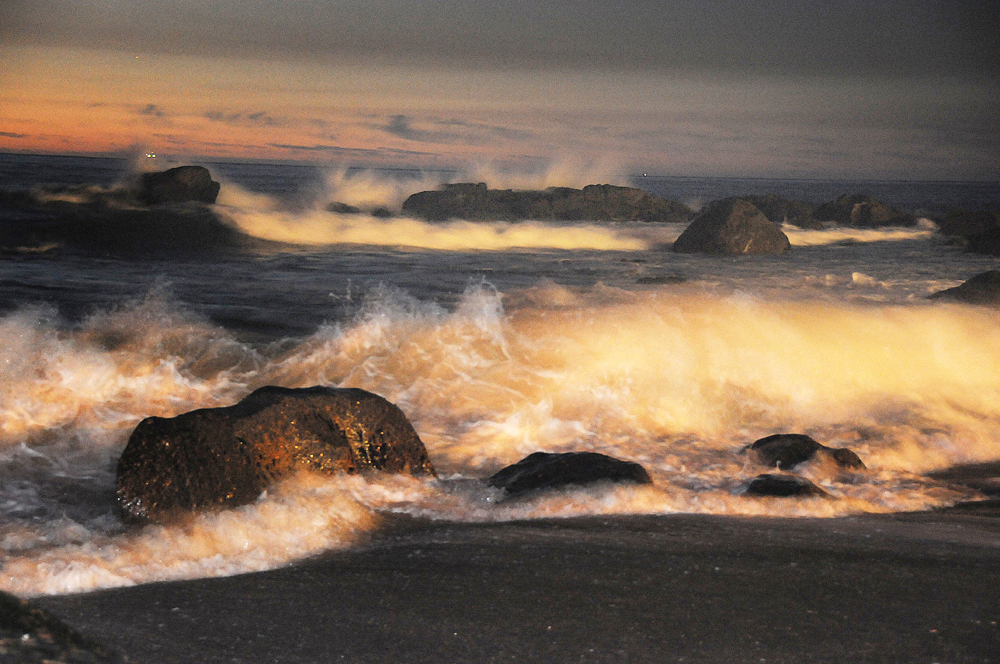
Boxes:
[743,473,829,498]
[401,183,691,222]
[744,434,865,471]
[672,198,791,255]
[138,165,221,205]
[812,194,915,227]
[486,451,652,500]
[116,386,435,522]
[744,194,822,229]
[928,271,1000,305]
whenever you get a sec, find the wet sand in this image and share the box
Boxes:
[30,504,1000,664]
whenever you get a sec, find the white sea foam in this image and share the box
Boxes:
[2,282,997,596]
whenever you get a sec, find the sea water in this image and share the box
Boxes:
[1,152,999,596]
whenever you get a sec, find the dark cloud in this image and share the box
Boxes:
[5,0,998,76]
[379,115,531,144]
[204,110,285,127]
[0,131,27,138]
[137,104,167,118]
[269,143,440,160]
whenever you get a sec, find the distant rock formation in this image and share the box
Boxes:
[486,451,652,500]
[932,208,1000,239]
[401,182,691,222]
[672,198,791,254]
[742,194,822,229]
[743,434,865,471]
[812,194,915,227]
[116,386,435,523]
[138,165,221,205]
[928,271,1000,305]
[744,473,829,498]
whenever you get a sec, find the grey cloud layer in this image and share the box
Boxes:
[4,0,997,76]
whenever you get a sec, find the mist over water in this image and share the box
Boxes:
[1,154,998,597]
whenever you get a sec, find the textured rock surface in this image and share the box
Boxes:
[744,473,829,498]
[138,165,221,205]
[486,451,652,500]
[812,194,915,227]
[116,386,435,522]
[672,198,791,255]
[744,434,865,471]
[401,183,691,222]
[928,270,1000,305]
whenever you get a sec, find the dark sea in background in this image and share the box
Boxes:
[2,151,999,597]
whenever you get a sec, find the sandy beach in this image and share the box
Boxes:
[23,502,1000,664]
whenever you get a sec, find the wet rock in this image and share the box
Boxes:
[138,165,221,205]
[928,270,1000,305]
[932,208,1000,239]
[486,451,652,500]
[812,194,915,228]
[672,198,791,255]
[401,183,691,223]
[743,194,822,229]
[116,386,435,523]
[744,473,828,498]
[744,434,865,471]
[0,590,124,663]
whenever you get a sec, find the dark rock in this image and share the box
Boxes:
[744,473,829,498]
[932,209,1000,239]
[486,451,652,500]
[138,165,221,205]
[928,270,1000,305]
[743,194,822,229]
[0,590,124,663]
[744,434,866,470]
[812,194,915,227]
[116,386,435,523]
[672,199,791,255]
[401,183,691,223]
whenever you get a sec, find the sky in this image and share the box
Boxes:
[1,0,998,179]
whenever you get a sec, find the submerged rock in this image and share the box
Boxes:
[744,473,828,498]
[672,198,791,255]
[928,270,1000,305]
[138,165,221,205]
[744,434,865,471]
[812,194,915,227]
[486,451,652,500]
[401,182,691,222]
[116,386,435,523]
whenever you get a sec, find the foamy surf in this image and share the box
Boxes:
[2,281,996,596]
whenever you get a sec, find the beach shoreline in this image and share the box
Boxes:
[26,504,1000,664]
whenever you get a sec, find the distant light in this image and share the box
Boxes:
[145,153,156,158]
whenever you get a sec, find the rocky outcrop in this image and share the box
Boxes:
[932,209,1000,239]
[928,271,1000,305]
[116,386,435,523]
[744,434,865,470]
[401,183,691,223]
[812,194,915,227]
[672,198,791,255]
[743,194,822,229]
[486,451,652,500]
[138,165,221,205]
[744,473,828,498]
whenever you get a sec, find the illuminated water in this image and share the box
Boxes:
[1,152,999,597]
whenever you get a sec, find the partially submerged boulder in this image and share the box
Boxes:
[138,165,221,205]
[744,434,865,471]
[744,194,821,229]
[672,198,791,255]
[401,183,691,223]
[812,194,915,227]
[116,386,435,522]
[486,451,652,500]
[928,270,1000,305]
[744,473,829,498]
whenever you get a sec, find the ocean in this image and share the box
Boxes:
[2,152,999,598]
